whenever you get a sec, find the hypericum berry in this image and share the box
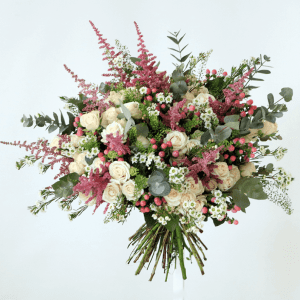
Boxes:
[166,141,172,147]
[195,111,200,117]
[75,117,80,122]
[233,138,239,144]
[76,128,83,136]
[206,69,210,74]
[251,147,257,153]
[248,109,254,115]
[239,149,243,154]
[240,92,245,99]
[189,105,195,111]
[146,88,151,94]
[228,220,232,224]
[144,207,150,213]
[117,151,123,156]
[152,144,158,150]
[183,107,188,113]
[228,145,235,152]
[248,142,253,147]
[73,122,78,127]
[104,149,109,155]
[152,88,157,93]
[135,201,140,206]
[140,207,145,213]
[79,113,83,117]
[154,197,162,206]
[231,209,237,213]
[211,197,216,203]
[160,158,164,162]
[212,69,217,75]
[146,95,153,101]
[202,207,208,214]
[161,104,166,109]
[150,138,156,144]
[247,99,253,105]
[162,197,167,203]
[180,112,186,118]
[155,105,160,111]
[100,156,106,162]
[223,71,228,76]
[105,162,111,167]
[140,200,146,207]
[161,143,167,149]
[234,100,240,105]
[250,153,255,158]
[230,156,236,162]
[172,161,177,167]
[239,138,245,144]
[240,111,246,117]
[159,151,165,158]
[234,205,241,211]
[224,154,229,159]
[144,194,150,200]
[252,105,257,110]
[118,158,124,161]
[172,150,179,157]
[233,220,239,225]
[98,152,104,158]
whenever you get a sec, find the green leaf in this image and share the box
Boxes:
[247,86,259,90]
[240,117,250,130]
[167,36,179,44]
[250,77,264,81]
[257,70,271,74]
[181,52,192,62]
[266,163,273,172]
[200,130,211,145]
[135,123,149,137]
[124,118,135,135]
[36,117,46,127]
[168,47,180,53]
[99,82,111,93]
[231,189,250,209]
[171,54,181,62]
[85,156,95,166]
[265,114,276,123]
[224,115,239,123]
[52,173,80,198]
[53,112,59,126]
[225,121,239,130]
[279,87,293,102]
[232,177,268,200]
[48,124,58,133]
[165,215,179,232]
[119,102,132,120]
[178,33,186,44]
[267,93,274,109]
[212,218,226,227]
[130,57,141,64]
[44,115,52,123]
[249,121,264,129]
[144,212,157,228]
[117,113,125,119]
[263,55,271,61]
[213,125,232,143]
[180,44,188,53]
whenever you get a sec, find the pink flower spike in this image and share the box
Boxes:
[233,220,239,225]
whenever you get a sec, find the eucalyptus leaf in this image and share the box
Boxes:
[181,52,191,63]
[265,114,276,123]
[119,101,132,120]
[224,115,239,123]
[214,126,232,143]
[124,118,135,135]
[85,156,95,166]
[240,117,250,130]
[225,121,239,130]
[117,113,125,119]
[267,93,274,109]
[249,121,264,129]
[257,70,271,74]
[36,117,46,127]
[167,36,179,44]
[165,215,179,232]
[48,124,58,133]
[231,189,250,209]
[135,123,149,137]
[200,130,211,146]
[53,112,59,126]
[279,87,293,102]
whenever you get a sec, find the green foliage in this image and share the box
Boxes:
[107,151,118,159]
[204,77,227,99]
[123,88,143,104]
[148,170,171,197]
[80,135,99,152]
[52,173,80,198]
[135,174,149,191]
[60,94,86,112]
[128,126,138,144]
[144,212,157,228]
[183,115,202,133]
[165,215,179,232]
[279,87,293,102]
[129,167,139,177]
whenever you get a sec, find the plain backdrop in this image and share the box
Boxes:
[1,1,300,299]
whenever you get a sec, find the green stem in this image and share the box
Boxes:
[165,231,174,282]
[175,225,187,280]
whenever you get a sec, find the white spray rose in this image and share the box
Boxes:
[109,161,130,183]
[195,93,215,105]
[121,180,143,201]
[205,179,218,191]
[185,177,204,195]
[195,195,207,212]
[164,189,182,207]
[69,162,85,175]
[102,180,121,203]
[218,176,235,191]
[213,162,230,178]
[101,107,121,128]
[137,135,150,147]
[49,136,61,149]
[70,135,84,147]
[92,158,105,173]
[123,102,142,119]
[164,131,188,151]
[80,110,100,131]
[106,90,125,105]
[101,121,126,143]
[239,162,256,177]
[230,165,241,183]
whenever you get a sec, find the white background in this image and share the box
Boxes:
[1,1,300,299]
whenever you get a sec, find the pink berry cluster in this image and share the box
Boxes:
[135,193,167,213]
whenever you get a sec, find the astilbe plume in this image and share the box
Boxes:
[209,69,253,123]
[160,99,187,132]
[187,146,224,188]
[73,166,111,214]
[129,22,170,92]
[105,132,131,155]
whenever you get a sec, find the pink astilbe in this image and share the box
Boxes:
[105,132,131,155]
[160,99,187,132]
[73,166,111,214]
[129,22,170,92]
[209,68,253,123]
[187,146,224,186]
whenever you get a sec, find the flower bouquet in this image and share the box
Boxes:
[1,21,294,281]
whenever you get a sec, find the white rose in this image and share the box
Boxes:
[180,192,197,207]
[164,131,188,151]
[70,135,84,147]
[198,86,209,94]
[74,152,88,166]
[239,162,256,177]
[102,180,121,203]
[205,179,218,191]
[230,165,241,183]
[195,93,215,105]
[182,91,195,106]
[109,161,130,183]
[101,121,126,143]
[123,102,142,119]
[92,157,105,173]
[164,189,182,207]
[213,162,230,178]
[180,139,201,155]
[117,118,127,128]
[218,176,235,191]
[106,90,125,105]
[80,110,100,131]
[185,177,204,195]
[121,180,143,201]
[101,107,121,128]
[69,161,85,175]
[79,192,95,206]
[195,195,207,212]
[137,135,150,147]
[49,136,61,149]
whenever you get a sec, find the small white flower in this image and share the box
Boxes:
[139,87,147,94]
[158,216,164,223]
[165,95,172,103]
[152,214,158,220]
[140,155,147,163]
[165,216,171,221]
[161,220,167,225]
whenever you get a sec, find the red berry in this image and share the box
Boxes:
[140,207,145,213]
[206,69,210,74]
[167,141,172,147]
[159,151,165,157]
[239,138,245,144]
[117,151,122,156]
[140,200,146,207]
[189,105,195,111]
[252,147,257,153]
[172,161,178,167]
[144,207,150,213]
[202,207,208,214]
[172,150,179,157]
[183,107,188,113]
[76,128,83,136]
[240,93,245,99]
[230,156,236,162]
[212,69,217,75]
[135,201,140,206]
[146,95,153,101]
[146,88,151,94]
[252,105,257,110]
[154,197,162,206]
[240,111,246,117]
[250,153,255,158]
[98,152,104,158]
[152,144,158,150]
[234,220,239,225]
[234,205,241,211]
[118,158,124,161]
[248,142,253,147]
[180,112,186,118]
[239,149,243,154]
[228,165,233,170]
[224,154,229,159]
[231,209,237,213]
[195,111,200,117]
[248,109,254,115]
[99,156,105,162]
[161,104,166,109]
[150,138,156,144]
[228,145,235,152]
[144,194,150,200]
[161,143,167,149]
[75,117,80,122]
[73,121,78,127]
[162,197,167,203]
[152,88,157,93]
[223,72,228,76]
[104,149,109,155]
[79,113,83,116]
[105,162,111,167]
[247,99,253,105]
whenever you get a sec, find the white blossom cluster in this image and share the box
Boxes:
[275,167,292,189]
[152,214,171,225]
[208,190,228,221]
[199,107,218,130]
[112,55,124,68]
[147,103,160,116]
[263,180,293,215]
[169,167,189,184]
[131,152,167,170]
[155,92,173,104]
[104,203,126,223]
[274,146,287,161]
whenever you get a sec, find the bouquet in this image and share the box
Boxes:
[1,21,294,281]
